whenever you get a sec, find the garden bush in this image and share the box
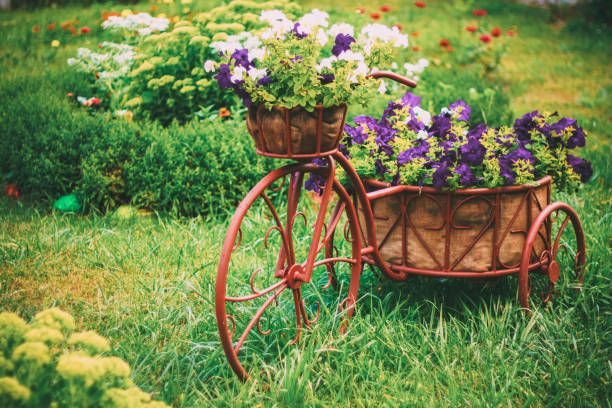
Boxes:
[0,73,102,200]
[0,308,168,408]
[80,116,276,216]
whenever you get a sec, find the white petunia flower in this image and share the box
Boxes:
[337,50,364,62]
[417,130,429,140]
[413,106,432,126]
[231,66,246,83]
[378,80,387,94]
[249,47,266,61]
[260,10,288,23]
[204,60,217,72]
[316,55,337,72]
[247,67,267,81]
[298,8,329,31]
[316,28,329,46]
[328,23,354,38]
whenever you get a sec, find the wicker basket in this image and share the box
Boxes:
[245,104,348,159]
[356,177,552,273]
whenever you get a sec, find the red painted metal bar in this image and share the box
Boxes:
[366,71,418,88]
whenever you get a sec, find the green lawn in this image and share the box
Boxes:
[1,0,611,407]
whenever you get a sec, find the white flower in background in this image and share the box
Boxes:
[259,9,288,24]
[231,66,246,83]
[417,129,429,140]
[298,8,329,34]
[378,80,387,94]
[249,47,266,61]
[348,61,370,83]
[413,106,432,126]
[404,58,429,81]
[359,23,408,48]
[210,39,242,55]
[316,28,328,46]
[102,13,169,35]
[247,67,267,81]
[441,107,450,116]
[328,23,354,38]
[204,60,217,72]
[244,35,261,50]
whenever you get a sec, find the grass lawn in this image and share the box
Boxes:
[1,0,611,406]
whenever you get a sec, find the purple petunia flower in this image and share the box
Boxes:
[397,140,430,164]
[381,101,403,123]
[400,92,421,107]
[375,136,395,157]
[230,49,252,69]
[432,161,451,188]
[374,159,386,177]
[292,22,308,39]
[454,163,479,186]
[256,75,274,87]
[498,158,516,184]
[467,123,487,139]
[290,56,303,63]
[318,73,335,84]
[513,110,542,141]
[459,138,486,165]
[567,154,593,183]
[332,33,356,56]
[505,147,536,165]
[214,64,233,89]
[344,124,368,144]
[429,115,452,139]
[449,100,472,122]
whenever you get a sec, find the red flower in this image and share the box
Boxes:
[94,72,99,80]
[506,29,517,37]
[219,108,231,117]
[466,25,477,32]
[380,5,390,12]
[473,9,487,16]
[412,45,421,51]
[414,1,426,8]
[370,12,381,20]
[439,38,450,47]
[491,27,501,37]
[443,45,455,52]
[479,34,491,43]
[393,24,403,31]
[81,26,90,34]
[97,43,103,48]
[356,8,366,14]
[47,24,55,30]
[90,97,101,105]
[4,184,19,199]
[32,25,40,33]
[66,92,74,98]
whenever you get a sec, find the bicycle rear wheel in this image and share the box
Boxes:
[215,160,362,380]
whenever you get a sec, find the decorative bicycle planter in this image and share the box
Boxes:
[215,72,587,380]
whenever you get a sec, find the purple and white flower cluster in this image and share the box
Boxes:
[209,9,411,109]
[337,92,592,191]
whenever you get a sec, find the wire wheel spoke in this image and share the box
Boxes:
[519,204,586,311]
[216,161,362,380]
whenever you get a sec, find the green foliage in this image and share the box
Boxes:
[416,65,513,127]
[0,74,104,200]
[123,0,301,125]
[0,309,168,408]
[80,117,276,216]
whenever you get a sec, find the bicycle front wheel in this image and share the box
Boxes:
[215,161,362,380]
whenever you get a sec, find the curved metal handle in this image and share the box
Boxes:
[366,71,417,88]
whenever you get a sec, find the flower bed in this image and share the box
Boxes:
[338,92,592,273]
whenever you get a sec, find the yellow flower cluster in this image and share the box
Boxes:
[0,309,169,408]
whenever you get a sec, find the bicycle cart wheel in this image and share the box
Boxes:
[216,160,362,380]
[518,202,586,311]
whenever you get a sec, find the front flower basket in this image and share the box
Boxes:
[357,177,551,273]
[246,104,348,159]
